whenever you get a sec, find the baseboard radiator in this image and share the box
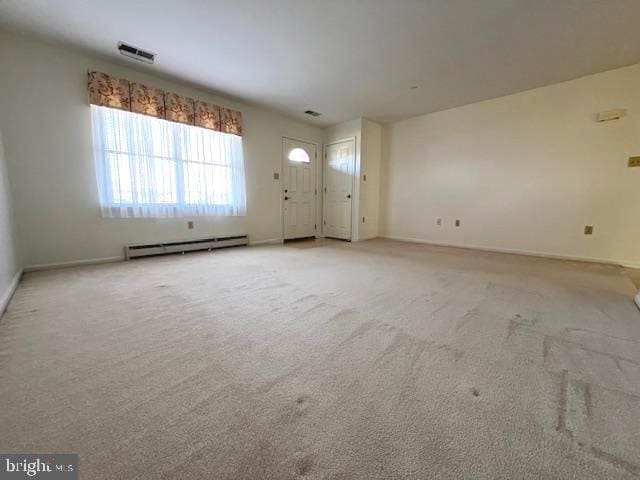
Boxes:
[124,235,249,260]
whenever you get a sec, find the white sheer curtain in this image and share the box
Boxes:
[91,105,246,218]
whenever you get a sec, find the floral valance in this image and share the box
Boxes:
[87,71,243,136]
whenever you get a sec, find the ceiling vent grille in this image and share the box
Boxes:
[118,42,155,64]
[304,110,321,117]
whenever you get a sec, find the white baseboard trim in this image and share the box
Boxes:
[381,235,640,269]
[24,256,124,273]
[0,268,23,319]
[249,238,284,246]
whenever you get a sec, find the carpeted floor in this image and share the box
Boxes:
[1,239,639,479]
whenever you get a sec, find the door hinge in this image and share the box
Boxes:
[315,188,317,195]
[314,223,317,230]
[324,186,327,193]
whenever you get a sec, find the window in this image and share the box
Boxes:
[91,105,246,218]
[287,147,310,163]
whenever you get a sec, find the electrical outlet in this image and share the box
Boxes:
[436,218,442,226]
[584,225,593,235]
[455,219,461,227]
[629,156,640,168]
[187,221,194,230]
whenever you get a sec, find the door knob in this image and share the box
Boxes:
[347,194,351,199]
[284,196,289,200]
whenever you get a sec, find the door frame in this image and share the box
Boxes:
[322,136,357,241]
[281,136,321,241]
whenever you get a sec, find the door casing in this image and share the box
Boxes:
[281,136,321,241]
[322,137,356,241]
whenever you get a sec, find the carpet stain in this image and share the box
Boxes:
[556,369,569,434]
[295,454,314,476]
[455,308,479,331]
[506,319,519,338]
[293,294,318,304]
[335,320,378,351]
[304,302,329,314]
[542,335,551,364]
[591,447,640,476]
[564,327,639,344]
[376,332,428,368]
[435,343,465,362]
[572,380,594,418]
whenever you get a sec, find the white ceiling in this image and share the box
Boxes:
[1,0,640,126]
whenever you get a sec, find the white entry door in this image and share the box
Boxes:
[282,138,317,240]
[323,139,355,240]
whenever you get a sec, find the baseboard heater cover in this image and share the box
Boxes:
[124,235,248,259]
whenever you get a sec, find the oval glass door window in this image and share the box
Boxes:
[288,147,310,163]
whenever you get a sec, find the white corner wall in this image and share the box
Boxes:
[360,119,382,240]
[0,31,323,268]
[381,64,640,267]
[324,118,382,242]
[0,127,20,315]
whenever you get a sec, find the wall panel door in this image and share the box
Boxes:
[323,139,355,240]
[283,138,316,240]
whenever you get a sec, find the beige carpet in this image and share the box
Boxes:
[1,239,639,479]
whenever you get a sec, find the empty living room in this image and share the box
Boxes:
[1,1,639,478]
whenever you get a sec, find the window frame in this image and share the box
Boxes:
[91,105,245,218]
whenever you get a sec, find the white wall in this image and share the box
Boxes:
[0,31,323,268]
[323,118,383,242]
[360,119,382,240]
[381,64,640,267]
[0,127,20,314]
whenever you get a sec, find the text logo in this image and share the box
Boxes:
[1,455,77,479]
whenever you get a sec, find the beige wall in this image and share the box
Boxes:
[2,30,637,269]
[381,64,640,267]
[0,127,20,314]
[0,31,323,268]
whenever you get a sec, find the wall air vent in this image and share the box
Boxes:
[304,110,321,117]
[117,42,155,64]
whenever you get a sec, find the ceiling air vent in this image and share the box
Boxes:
[117,42,155,64]
[304,110,321,117]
